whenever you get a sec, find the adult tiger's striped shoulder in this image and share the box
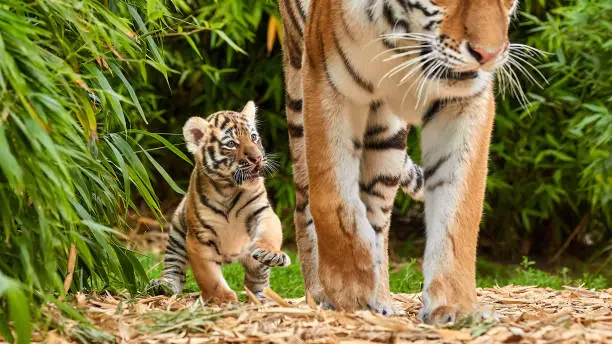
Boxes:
[150,101,290,304]
[279,0,528,323]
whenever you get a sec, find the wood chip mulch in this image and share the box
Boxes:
[30,285,612,343]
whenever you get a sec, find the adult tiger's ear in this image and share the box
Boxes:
[242,100,257,123]
[183,116,209,153]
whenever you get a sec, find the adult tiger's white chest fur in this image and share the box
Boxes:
[280,0,524,324]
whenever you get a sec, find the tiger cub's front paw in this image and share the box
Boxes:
[251,248,291,267]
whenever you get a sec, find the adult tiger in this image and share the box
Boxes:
[150,102,290,304]
[279,0,520,323]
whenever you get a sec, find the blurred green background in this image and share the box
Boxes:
[0,0,610,340]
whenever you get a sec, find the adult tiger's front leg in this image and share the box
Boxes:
[302,70,380,311]
[418,91,496,324]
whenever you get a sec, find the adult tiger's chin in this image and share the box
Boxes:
[432,69,495,100]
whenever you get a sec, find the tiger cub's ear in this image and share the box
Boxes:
[183,117,209,153]
[241,100,257,123]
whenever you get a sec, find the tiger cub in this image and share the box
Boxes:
[150,101,290,304]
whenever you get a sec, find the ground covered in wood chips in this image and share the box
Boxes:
[28,285,611,343]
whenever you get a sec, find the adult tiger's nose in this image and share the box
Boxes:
[468,44,504,64]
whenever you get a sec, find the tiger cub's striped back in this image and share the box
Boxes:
[150,101,290,304]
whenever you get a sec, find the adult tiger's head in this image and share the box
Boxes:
[375,0,539,100]
[183,101,268,185]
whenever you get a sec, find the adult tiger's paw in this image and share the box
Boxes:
[367,300,397,316]
[251,248,291,267]
[418,275,476,325]
[419,305,462,325]
[317,247,378,312]
[419,304,499,326]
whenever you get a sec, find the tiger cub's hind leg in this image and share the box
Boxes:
[149,200,188,295]
[240,254,271,300]
[186,233,237,304]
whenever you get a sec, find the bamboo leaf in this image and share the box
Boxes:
[128,5,168,82]
[109,62,147,123]
[0,125,23,191]
[214,29,247,55]
[139,143,186,194]
[0,273,31,344]
[85,64,126,130]
[126,129,192,165]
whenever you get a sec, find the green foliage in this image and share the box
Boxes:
[0,273,31,344]
[476,257,608,290]
[483,0,611,256]
[0,0,203,337]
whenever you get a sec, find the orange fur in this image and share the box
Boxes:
[302,69,377,311]
[438,0,509,51]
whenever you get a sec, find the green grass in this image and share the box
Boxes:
[142,252,609,299]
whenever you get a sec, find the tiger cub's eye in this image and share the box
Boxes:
[251,133,259,143]
[225,141,237,149]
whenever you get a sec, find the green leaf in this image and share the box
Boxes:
[104,139,131,207]
[126,129,192,165]
[0,125,23,191]
[139,143,185,194]
[109,62,147,123]
[128,5,168,83]
[214,29,247,55]
[0,273,31,344]
[85,64,126,130]
[535,150,576,165]
[81,220,124,239]
[184,35,203,59]
[0,312,15,344]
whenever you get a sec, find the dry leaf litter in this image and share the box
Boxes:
[14,285,610,343]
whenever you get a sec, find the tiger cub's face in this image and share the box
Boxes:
[183,101,266,185]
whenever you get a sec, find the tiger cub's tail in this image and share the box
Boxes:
[149,200,189,295]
